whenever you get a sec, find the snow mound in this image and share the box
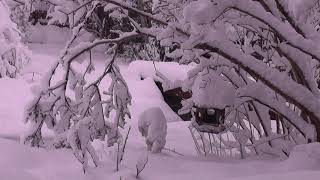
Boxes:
[138,107,167,153]
[285,142,320,170]
[128,60,193,90]
[0,78,33,137]
[230,171,320,180]
[0,77,54,139]
[0,138,82,180]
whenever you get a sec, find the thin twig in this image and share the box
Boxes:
[163,147,184,156]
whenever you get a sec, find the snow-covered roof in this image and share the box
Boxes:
[128,60,236,109]
[122,65,187,122]
[191,69,236,109]
[127,60,194,91]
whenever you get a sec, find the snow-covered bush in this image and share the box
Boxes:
[8,3,30,42]
[0,0,30,78]
[138,107,167,153]
[23,1,134,172]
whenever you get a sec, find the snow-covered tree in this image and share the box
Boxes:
[19,0,167,61]
[24,0,320,164]
[0,0,30,78]
[7,1,30,41]
[170,0,320,157]
[131,0,320,156]
[23,1,134,172]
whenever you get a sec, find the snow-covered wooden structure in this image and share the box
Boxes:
[127,60,236,130]
[127,60,194,122]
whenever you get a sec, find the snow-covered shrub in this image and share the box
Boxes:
[138,107,167,153]
[23,2,134,172]
[8,4,30,42]
[0,0,30,78]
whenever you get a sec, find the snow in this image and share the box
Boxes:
[229,171,320,180]
[46,0,86,27]
[27,25,72,45]
[192,69,236,109]
[123,61,193,122]
[127,60,193,90]
[175,0,320,126]
[0,1,30,77]
[0,77,33,137]
[0,29,320,180]
[284,142,320,170]
[1,124,320,180]
[0,138,82,180]
[138,107,167,153]
[27,25,107,53]
[290,0,317,21]
[126,76,184,122]
[183,0,229,25]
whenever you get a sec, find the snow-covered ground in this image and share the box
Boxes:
[1,39,320,180]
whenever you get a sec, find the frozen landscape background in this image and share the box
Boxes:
[1,0,320,180]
